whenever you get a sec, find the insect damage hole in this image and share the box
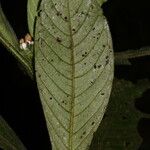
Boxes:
[101,92,105,96]
[56,37,62,43]
[93,63,97,69]
[91,121,95,125]
[72,28,75,32]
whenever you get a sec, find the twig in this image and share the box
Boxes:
[114,46,150,65]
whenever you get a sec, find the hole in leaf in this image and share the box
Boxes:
[94,64,97,69]
[64,16,68,21]
[91,122,95,125]
[101,93,105,95]
[56,37,62,43]
[83,131,86,135]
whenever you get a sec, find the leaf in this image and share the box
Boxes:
[96,0,107,6]
[0,4,19,53]
[35,0,114,149]
[27,0,40,36]
[90,78,150,150]
[0,116,27,150]
[0,4,33,78]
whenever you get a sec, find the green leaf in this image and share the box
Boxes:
[90,78,150,150]
[0,4,19,53]
[0,4,33,78]
[35,0,114,149]
[96,0,107,6]
[0,116,27,150]
[27,0,40,36]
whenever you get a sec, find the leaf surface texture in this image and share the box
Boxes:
[35,0,114,149]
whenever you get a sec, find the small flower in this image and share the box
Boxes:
[25,33,34,45]
[19,38,27,50]
[19,34,34,50]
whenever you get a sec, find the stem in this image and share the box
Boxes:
[115,46,150,59]
[114,47,150,65]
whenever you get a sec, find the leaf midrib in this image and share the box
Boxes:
[67,1,75,149]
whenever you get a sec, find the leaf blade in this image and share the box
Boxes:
[35,0,114,149]
[0,116,27,150]
[27,0,40,36]
[90,78,150,150]
[0,4,33,78]
[0,4,19,52]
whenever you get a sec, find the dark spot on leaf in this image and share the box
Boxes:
[62,100,67,105]
[85,52,87,55]
[90,5,94,9]
[64,16,68,21]
[101,93,105,95]
[42,58,44,61]
[80,135,83,139]
[106,56,109,59]
[93,36,96,38]
[54,3,57,5]
[94,64,97,69]
[106,59,109,65]
[38,74,41,78]
[84,63,87,65]
[56,12,61,16]
[51,59,54,62]
[75,10,78,13]
[72,28,75,32]
[90,81,93,84]
[83,131,86,135]
[103,45,106,48]
[81,11,84,15]
[56,37,62,43]
[86,13,90,17]
[98,65,102,68]
[97,37,99,40]
[92,27,95,30]
[82,54,85,57]
[50,97,52,100]
[91,122,95,125]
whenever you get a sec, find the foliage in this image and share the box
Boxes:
[0,0,150,150]
[0,116,27,150]
[90,78,150,150]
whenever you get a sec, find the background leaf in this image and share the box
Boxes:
[90,78,150,150]
[0,4,33,78]
[27,0,40,36]
[0,116,27,150]
[0,4,19,53]
[35,0,114,149]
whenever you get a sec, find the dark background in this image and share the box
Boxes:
[0,0,150,149]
